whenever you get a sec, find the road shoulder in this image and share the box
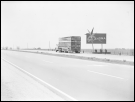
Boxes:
[1,59,65,101]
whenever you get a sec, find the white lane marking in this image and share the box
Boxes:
[87,70,125,80]
[87,65,106,67]
[2,58,77,101]
[43,60,53,63]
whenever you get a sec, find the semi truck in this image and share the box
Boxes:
[55,36,81,53]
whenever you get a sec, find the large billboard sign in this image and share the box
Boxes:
[86,33,106,44]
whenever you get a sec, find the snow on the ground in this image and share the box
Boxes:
[1,59,65,101]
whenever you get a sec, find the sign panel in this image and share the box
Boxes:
[86,33,106,44]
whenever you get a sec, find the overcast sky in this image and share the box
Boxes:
[1,1,134,49]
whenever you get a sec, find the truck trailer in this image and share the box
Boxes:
[56,36,81,53]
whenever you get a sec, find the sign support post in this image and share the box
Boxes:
[85,29,106,54]
[92,43,94,52]
[101,44,103,50]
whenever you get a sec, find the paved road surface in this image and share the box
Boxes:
[1,60,65,101]
[1,50,134,101]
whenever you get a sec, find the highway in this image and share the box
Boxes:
[22,49,134,62]
[1,50,134,101]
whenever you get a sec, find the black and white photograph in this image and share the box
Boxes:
[1,1,134,101]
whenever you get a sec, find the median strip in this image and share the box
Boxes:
[2,50,134,66]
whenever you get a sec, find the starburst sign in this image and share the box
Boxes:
[87,28,102,43]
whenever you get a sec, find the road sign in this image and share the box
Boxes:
[86,33,106,44]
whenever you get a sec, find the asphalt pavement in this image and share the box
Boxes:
[1,50,134,101]
[1,59,65,101]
